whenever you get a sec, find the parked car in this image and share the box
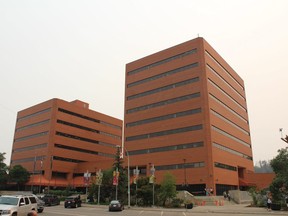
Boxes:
[0,195,37,216]
[40,194,60,206]
[31,195,45,213]
[108,200,124,211]
[64,195,82,208]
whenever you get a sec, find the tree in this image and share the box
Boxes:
[9,164,30,190]
[0,152,9,188]
[269,147,288,203]
[136,177,153,206]
[112,146,128,202]
[158,172,177,206]
[254,160,273,173]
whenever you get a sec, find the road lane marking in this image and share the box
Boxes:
[182,212,187,216]
[46,211,87,216]
[138,210,144,215]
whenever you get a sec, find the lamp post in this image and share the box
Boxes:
[133,166,139,206]
[84,171,91,202]
[149,163,156,207]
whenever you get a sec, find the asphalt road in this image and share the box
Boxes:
[41,204,288,216]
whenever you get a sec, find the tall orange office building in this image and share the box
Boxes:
[10,98,122,190]
[124,37,254,195]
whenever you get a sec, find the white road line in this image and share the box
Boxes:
[182,212,187,216]
[138,210,144,215]
[161,210,164,216]
[46,211,87,216]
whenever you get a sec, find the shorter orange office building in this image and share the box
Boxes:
[10,98,122,191]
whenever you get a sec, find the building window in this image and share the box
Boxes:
[53,156,86,163]
[126,125,202,141]
[129,141,204,156]
[209,94,248,123]
[208,79,246,112]
[58,108,121,130]
[13,143,48,153]
[213,142,252,160]
[15,120,50,132]
[127,77,199,101]
[126,108,201,127]
[212,126,251,148]
[205,50,244,90]
[211,109,249,136]
[155,161,205,171]
[55,131,116,147]
[127,93,200,114]
[14,131,48,142]
[128,48,197,76]
[17,108,51,122]
[127,63,198,88]
[57,119,121,140]
[55,143,115,158]
[214,162,237,171]
[207,64,245,100]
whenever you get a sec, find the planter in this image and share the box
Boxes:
[271,203,281,211]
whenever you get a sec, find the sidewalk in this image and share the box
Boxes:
[82,203,288,215]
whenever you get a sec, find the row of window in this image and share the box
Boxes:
[15,119,50,132]
[58,108,121,130]
[129,141,204,156]
[126,124,203,141]
[53,156,86,163]
[207,64,245,100]
[209,94,248,123]
[213,142,253,160]
[126,92,200,114]
[155,161,205,171]
[205,50,244,90]
[128,48,197,76]
[55,144,115,158]
[208,79,247,112]
[13,143,47,153]
[17,108,51,122]
[127,77,199,101]
[211,109,249,136]
[14,131,48,142]
[127,62,198,88]
[212,126,251,148]
[214,162,237,171]
[11,156,46,164]
[56,131,116,147]
[126,108,201,128]
[57,119,121,140]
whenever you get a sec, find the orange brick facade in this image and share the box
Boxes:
[124,37,256,195]
[10,99,121,190]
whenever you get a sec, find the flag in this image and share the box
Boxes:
[113,169,119,185]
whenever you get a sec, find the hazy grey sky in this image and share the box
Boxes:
[1,0,288,165]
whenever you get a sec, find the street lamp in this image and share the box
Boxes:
[149,163,156,207]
